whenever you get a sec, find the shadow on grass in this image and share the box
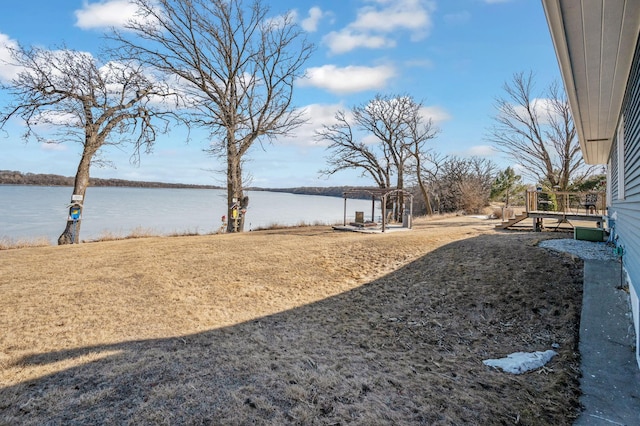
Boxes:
[0,233,583,425]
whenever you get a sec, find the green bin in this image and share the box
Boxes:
[574,227,605,242]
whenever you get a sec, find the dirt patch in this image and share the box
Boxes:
[0,216,583,424]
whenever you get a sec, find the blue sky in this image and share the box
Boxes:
[0,0,560,187]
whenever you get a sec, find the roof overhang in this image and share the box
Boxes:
[541,0,640,164]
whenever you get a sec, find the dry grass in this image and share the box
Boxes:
[90,226,176,242]
[0,215,583,424]
[251,220,335,231]
[0,236,50,250]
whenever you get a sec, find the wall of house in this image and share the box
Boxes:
[610,33,640,367]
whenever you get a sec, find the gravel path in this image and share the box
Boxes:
[539,239,620,261]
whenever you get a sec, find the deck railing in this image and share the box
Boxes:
[525,190,606,216]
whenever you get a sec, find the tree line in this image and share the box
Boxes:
[0,170,371,198]
[0,170,221,189]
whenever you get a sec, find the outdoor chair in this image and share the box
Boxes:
[537,193,553,211]
[582,193,598,214]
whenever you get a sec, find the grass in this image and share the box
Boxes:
[1,216,398,249]
[90,226,209,242]
[250,219,336,231]
[0,236,50,250]
[0,215,583,424]
[1,227,214,249]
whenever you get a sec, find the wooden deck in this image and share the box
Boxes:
[495,211,604,230]
[496,190,606,231]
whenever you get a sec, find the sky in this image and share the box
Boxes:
[0,0,562,188]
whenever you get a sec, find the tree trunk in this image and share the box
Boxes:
[414,150,433,215]
[417,174,433,215]
[58,150,92,245]
[226,151,247,233]
[395,169,404,221]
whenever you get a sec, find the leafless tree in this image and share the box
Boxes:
[317,109,392,189]
[414,151,445,213]
[114,0,313,232]
[422,155,496,214]
[0,45,173,244]
[404,104,439,214]
[488,71,595,191]
[318,94,438,218]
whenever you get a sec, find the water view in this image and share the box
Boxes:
[0,185,378,243]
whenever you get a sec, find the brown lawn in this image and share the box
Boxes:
[0,215,583,425]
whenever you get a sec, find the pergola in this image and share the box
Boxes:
[341,188,414,232]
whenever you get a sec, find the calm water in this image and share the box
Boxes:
[0,185,378,243]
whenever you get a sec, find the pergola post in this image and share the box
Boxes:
[381,194,387,232]
[371,195,375,222]
[343,193,347,225]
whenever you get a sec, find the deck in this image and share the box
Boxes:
[496,190,606,231]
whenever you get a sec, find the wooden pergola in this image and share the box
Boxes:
[341,188,414,232]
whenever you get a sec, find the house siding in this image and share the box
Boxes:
[611,138,619,201]
[611,32,640,367]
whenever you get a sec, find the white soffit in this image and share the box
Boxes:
[542,0,640,164]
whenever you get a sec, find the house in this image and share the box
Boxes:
[541,0,640,368]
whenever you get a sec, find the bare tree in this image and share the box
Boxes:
[405,104,439,214]
[414,151,445,213]
[317,109,392,189]
[115,0,313,232]
[0,45,172,244]
[423,155,496,214]
[318,94,438,218]
[488,71,595,191]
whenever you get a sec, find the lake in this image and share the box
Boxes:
[0,186,378,243]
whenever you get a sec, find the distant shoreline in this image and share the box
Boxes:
[0,170,370,198]
[0,170,221,190]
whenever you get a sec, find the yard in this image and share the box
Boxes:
[0,216,583,424]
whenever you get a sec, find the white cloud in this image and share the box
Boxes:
[512,97,558,125]
[265,10,298,31]
[0,33,21,82]
[323,30,394,55]
[33,110,83,128]
[299,64,396,94]
[351,0,434,34]
[74,0,148,30]
[301,7,324,32]
[324,0,436,54]
[419,106,451,124]
[279,103,346,147]
[531,97,555,115]
[0,41,98,85]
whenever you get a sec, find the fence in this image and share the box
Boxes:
[525,190,606,216]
